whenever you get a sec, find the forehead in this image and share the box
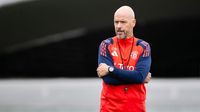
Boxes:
[114,13,131,21]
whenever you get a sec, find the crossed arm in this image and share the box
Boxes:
[97,40,152,85]
[97,63,152,84]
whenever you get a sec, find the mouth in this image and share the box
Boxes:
[117,30,124,35]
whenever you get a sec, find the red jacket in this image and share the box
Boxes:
[98,36,151,112]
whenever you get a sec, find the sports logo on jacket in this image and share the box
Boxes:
[131,51,138,60]
[111,51,118,57]
[111,47,118,57]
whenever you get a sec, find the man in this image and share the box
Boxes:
[96,6,152,112]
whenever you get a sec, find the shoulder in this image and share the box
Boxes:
[99,37,113,57]
[136,39,151,49]
[100,37,113,46]
[136,38,151,57]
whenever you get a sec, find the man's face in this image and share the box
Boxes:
[114,14,135,39]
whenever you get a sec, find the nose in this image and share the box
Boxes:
[116,22,122,28]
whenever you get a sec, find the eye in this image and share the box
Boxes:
[114,21,119,24]
[121,21,126,24]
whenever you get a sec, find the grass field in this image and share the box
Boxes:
[0,78,200,112]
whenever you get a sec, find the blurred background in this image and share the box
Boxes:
[0,0,200,112]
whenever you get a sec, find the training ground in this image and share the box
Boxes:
[0,78,200,112]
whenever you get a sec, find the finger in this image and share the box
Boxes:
[98,73,102,78]
[99,63,104,66]
[149,72,152,76]
[99,63,107,67]
[149,73,152,78]
[96,66,102,71]
[96,67,99,71]
[97,72,101,77]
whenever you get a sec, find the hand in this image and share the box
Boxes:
[144,72,151,83]
[96,63,109,77]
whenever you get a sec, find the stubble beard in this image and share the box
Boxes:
[116,32,127,39]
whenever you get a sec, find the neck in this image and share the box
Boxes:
[120,36,133,40]
[121,33,134,39]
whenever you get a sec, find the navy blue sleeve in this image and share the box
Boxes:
[111,40,152,83]
[98,39,125,85]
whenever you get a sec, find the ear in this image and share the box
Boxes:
[132,19,136,28]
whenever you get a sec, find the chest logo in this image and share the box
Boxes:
[111,51,118,57]
[131,51,138,60]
